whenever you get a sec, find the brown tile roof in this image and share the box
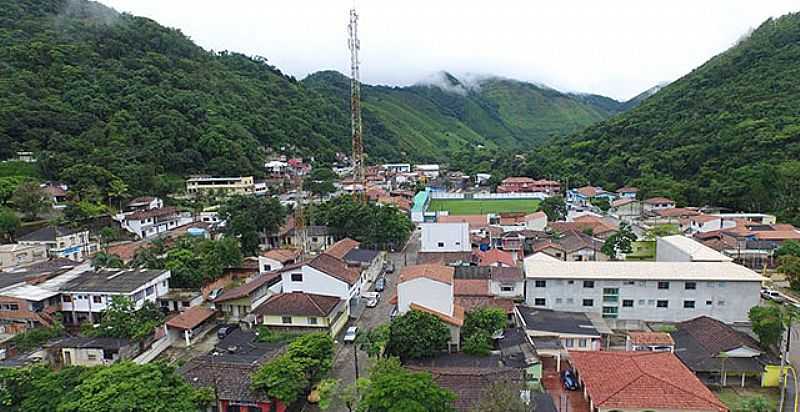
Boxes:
[43,185,67,197]
[254,292,341,317]
[406,361,521,411]
[576,186,602,197]
[399,264,455,285]
[410,302,465,327]
[166,306,217,330]
[524,211,547,220]
[214,273,282,303]
[656,207,700,218]
[437,215,488,230]
[628,331,675,346]
[308,253,360,285]
[127,206,178,221]
[476,248,515,267]
[453,279,491,296]
[127,196,156,205]
[455,296,515,314]
[754,230,800,241]
[675,316,761,355]
[616,186,639,193]
[570,351,728,412]
[611,198,636,208]
[261,248,300,263]
[324,238,360,259]
[644,196,674,205]
[416,251,473,265]
[501,177,536,184]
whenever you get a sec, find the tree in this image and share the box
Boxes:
[358,324,390,358]
[305,167,337,197]
[602,222,637,260]
[87,296,163,341]
[0,177,27,206]
[471,380,529,412]
[734,396,770,412]
[358,357,455,412]
[317,378,367,412]
[92,252,125,269]
[462,307,506,356]
[538,196,566,221]
[463,331,492,356]
[643,224,681,240]
[386,310,450,360]
[749,305,785,347]
[0,208,21,242]
[310,196,413,250]
[63,201,110,224]
[591,198,610,212]
[219,195,286,256]
[58,362,204,411]
[10,181,48,220]
[286,333,335,382]
[780,255,800,290]
[161,236,242,288]
[776,240,800,258]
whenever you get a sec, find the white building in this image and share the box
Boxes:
[125,196,163,212]
[383,163,411,174]
[687,215,738,234]
[185,176,255,196]
[258,249,300,274]
[0,244,47,270]
[524,211,548,231]
[523,260,764,323]
[396,264,463,351]
[119,207,193,239]
[415,164,440,179]
[17,226,98,262]
[656,235,732,262]
[420,223,471,253]
[279,254,363,314]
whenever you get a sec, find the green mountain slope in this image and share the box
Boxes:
[303,71,623,159]
[541,12,800,223]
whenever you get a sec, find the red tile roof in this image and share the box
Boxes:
[254,292,341,317]
[308,253,360,285]
[657,207,701,218]
[261,248,301,264]
[476,248,515,267]
[324,238,360,259]
[453,279,491,296]
[569,351,727,412]
[524,211,547,221]
[611,198,636,208]
[628,331,674,346]
[214,273,281,303]
[166,306,217,330]
[437,215,488,230]
[616,186,639,193]
[410,302,465,327]
[501,177,536,184]
[576,186,602,197]
[644,196,674,205]
[399,264,455,285]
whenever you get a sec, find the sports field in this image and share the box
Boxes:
[428,198,541,215]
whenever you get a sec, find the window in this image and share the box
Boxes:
[582,299,594,307]
[602,307,618,317]
[146,286,155,296]
[555,298,563,304]
[657,281,670,290]
[291,273,303,282]
[567,280,574,285]
[685,281,696,290]
[535,280,546,288]
[718,281,727,288]
[312,237,319,242]
[566,298,574,304]
[263,264,271,272]
[133,291,145,301]
[565,338,575,348]
[622,299,634,307]
[583,281,595,288]
[706,300,713,305]
[161,281,167,288]
[602,288,619,295]
[534,298,546,306]
[182,301,190,307]
[657,300,669,308]
[62,295,72,303]
[638,299,646,305]
[718,300,726,306]
[87,353,97,361]
[307,317,318,325]
[578,338,588,348]
[437,242,445,248]
[623,280,636,286]
[93,296,102,304]
[684,300,695,308]
[282,316,292,324]
[500,285,514,292]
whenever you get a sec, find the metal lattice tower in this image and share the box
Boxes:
[348,7,366,202]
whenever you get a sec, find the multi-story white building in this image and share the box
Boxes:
[17,226,98,262]
[185,176,255,196]
[0,244,47,270]
[420,223,471,253]
[383,163,411,174]
[656,235,733,262]
[523,259,763,323]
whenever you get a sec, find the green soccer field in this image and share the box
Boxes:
[428,198,541,215]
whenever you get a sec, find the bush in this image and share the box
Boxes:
[462,331,492,356]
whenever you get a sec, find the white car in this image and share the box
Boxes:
[366,295,380,308]
[343,326,358,343]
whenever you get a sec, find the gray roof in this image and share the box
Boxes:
[343,248,380,264]
[0,258,79,289]
[18,226,83,242]
[52,336,131,351]
[60,269,168,293]
[516,306,601,337]
[453,266,523,282]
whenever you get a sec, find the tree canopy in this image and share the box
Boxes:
[251,333,334,404]
[219,195,286,256]
[84,296,163,341]
[357,357,455,412]
[310,196,413,250]
[386,310,450,360]
[748,304,786,348]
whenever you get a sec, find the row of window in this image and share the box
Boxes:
[0,303,20,311]
[533,298,726,308]
[533,280,725,290]
[281,316,318,325]
[63,295,104,304]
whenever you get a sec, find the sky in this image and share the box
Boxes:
[100,0,798,101]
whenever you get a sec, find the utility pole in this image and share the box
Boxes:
[348,6,366,203]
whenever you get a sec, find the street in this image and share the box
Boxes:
[306,230,420,411]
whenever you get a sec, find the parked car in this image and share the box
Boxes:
[561,369,579,391]
[217,324,239,340]
[366,293,381,308]
[761,288,785,303]
[374,277,386,292]
[343,326,358,343]
[390,307,399,320]
[384,262,395,274]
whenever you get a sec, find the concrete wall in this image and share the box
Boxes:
[420,223,471,253]
[258,256,285,274]
[490,279,525,299]
[397,277,453,316]
[281,266,350,299]
[0,245,47,270]
[62,272,170,314]
[525,278,760,323]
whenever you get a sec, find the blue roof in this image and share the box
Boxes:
[411,190,430,212]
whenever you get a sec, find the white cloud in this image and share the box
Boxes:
[99,0,798,100]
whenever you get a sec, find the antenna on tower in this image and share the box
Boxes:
[348,6,366,202]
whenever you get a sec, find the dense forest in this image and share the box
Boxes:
[539,12,800,224]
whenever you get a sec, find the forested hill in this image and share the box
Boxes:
[0,0,360,191]
[303,70,630,159]
[538,12,800,223]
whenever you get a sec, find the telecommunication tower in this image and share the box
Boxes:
[348,7,366,202]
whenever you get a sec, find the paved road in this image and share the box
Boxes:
[306,230,420,411]
[782,365,799,412]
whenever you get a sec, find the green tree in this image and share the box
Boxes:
[734,396,770,412]
[92,252,125,269]
[601,222,637,260]
[462,331,492,356]
[0,208,21,242]
[780,255,800,290]
[358,357,455,412]
[0,177,27,205]
[386,310,450,360]
[461,307,506,356]
[470,380,529,412]
[63,201,110,224]
[538,196,566,221]
[161,236,242,288]
[310,196,413,250]
[357,324,390,358]
[748,305,785,347]
[10,181,48,220]
[219,195,286,256]
[318,378,367,412]
[59,362,203,411]
[776,240,800,258]
[305,167,337,197]
[87,296,163,341]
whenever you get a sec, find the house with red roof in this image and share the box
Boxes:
[643,196,676,212]
[476,248,516,267]
[253,292,349,337]
[569,351,729,412]
[279,253,364,316]
[496,177,560,194]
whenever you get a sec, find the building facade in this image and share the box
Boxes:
[185,176,255,196]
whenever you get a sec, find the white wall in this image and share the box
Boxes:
[258,257,284,274]
[62,272,170,313]
[421,223,471,252]
[281,266,350,300]
[525,216,547,231]
[397,277,453,316]
[490,279,525,299]
[524,278,761,323]
[655,238,693,262]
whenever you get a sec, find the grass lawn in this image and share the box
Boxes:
[428,198,541,215]
[714,386,780,411]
